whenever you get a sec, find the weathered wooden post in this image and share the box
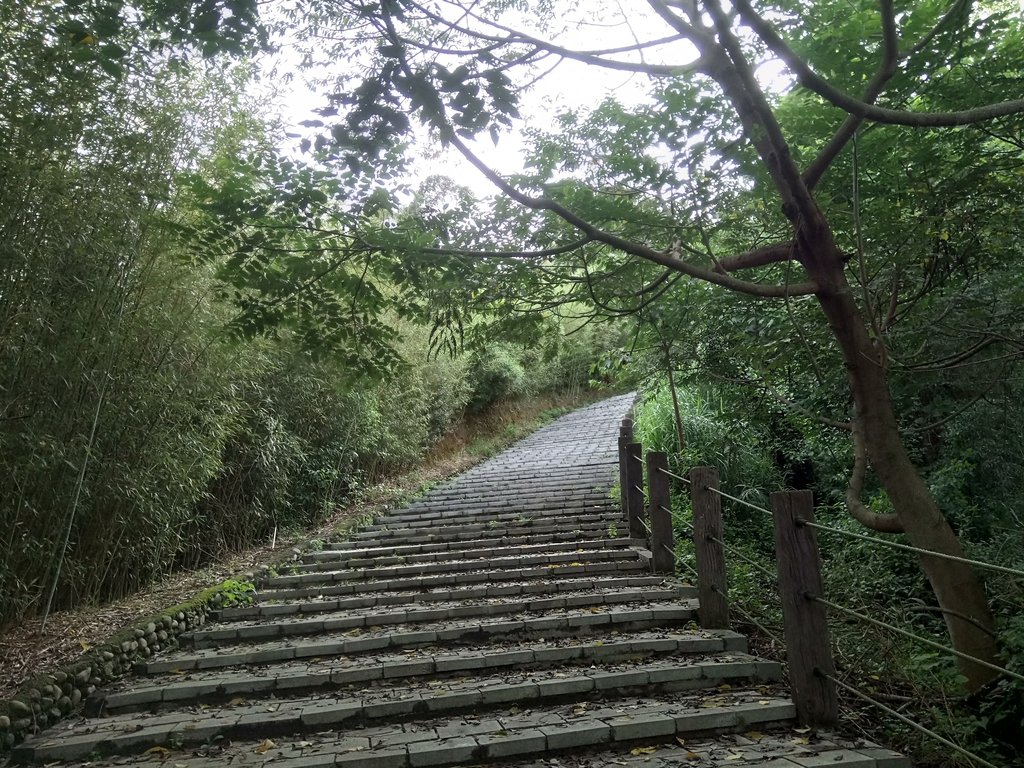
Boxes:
[618,430,629,522]
[771,490,838,728]
[689,466,729,629]
[624,442,645,540]
[646,452,675,573]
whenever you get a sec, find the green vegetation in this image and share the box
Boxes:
[4,0,1024,762]
[0,5,620,626]
[635,384,1024,765]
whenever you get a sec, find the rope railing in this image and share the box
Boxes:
[709,535,777,582]
[703,485,774,517]
[723,593,784,649]
[656,466,691,484]
[617,430,1019,760]
[797,517,1024,579]
[823,674,1000,768]
[811,594,1024,684]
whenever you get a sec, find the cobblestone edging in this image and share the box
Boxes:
[0,582,247,752]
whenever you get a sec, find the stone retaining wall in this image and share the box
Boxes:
[0,581,252,753]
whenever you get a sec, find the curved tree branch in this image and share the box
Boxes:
[420,237,593,259]
[802,0,899,189]
[446,130,818,298]
[847,420,905,533]
[736,0,1024,128]
[714,241,794,273]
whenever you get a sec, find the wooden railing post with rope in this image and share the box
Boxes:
[613,414,1024,763]
[770,489,838,727]
[690,466,729,630]
[624,442,646,540]
[645,451,675,574]
[618,416,633,526]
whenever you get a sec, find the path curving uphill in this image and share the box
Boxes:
[14,393,908,767]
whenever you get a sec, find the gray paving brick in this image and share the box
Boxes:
[534,645,585,662]
[383,660,434,679]
[535,676,594,696]
[435,654,485,672]
[672,707,739,733]
[476,728,546,759]
[333,666,385,685]
[606,712,676,740]
[541,721,612,750]
[787,751,875,767]
[362,698,421,719]
[423,689,482,712]
[590,669,650,689]
[408,736,477,767]
[335,748,408,768]
[484,649,534,667]
[343,636,391,653]
[479,682,539,704]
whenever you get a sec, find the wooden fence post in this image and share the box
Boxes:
[646,452,675,573]
[625,442,646,540]
[771,490,838,728]
[689,466,729,629]
[618,430,629,522]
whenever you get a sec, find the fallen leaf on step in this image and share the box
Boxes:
[255,739,276,754]
[629,746,658,755]
[143,746,171,757]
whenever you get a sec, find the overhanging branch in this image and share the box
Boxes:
[737,0,1024,128]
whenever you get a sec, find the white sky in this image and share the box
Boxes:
[258,1,790,198]
[261,2,701,196]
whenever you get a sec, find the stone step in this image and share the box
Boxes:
[254,561,652,602]
[391,493,614,518]
[188,588,693,648]
[261,548,642,589]
[93,633,754,713]
[21,680,794,762]
[326,523,626,552]
[296,538,642,571]
[253,572,678,605]
[308,534,639,562]
[402,481,613,506]
[139,603,701,674]
[231,576,692,616]
[347,520,623,548]
[359,510,620,535]
[366,505,619,533]
[38,726,907,768]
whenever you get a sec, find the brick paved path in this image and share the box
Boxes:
[15,394,907,767]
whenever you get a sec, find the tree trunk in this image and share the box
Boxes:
[806,242,999,691]
[663,345,686,454]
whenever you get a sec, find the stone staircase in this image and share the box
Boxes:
[12,394,908,767]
